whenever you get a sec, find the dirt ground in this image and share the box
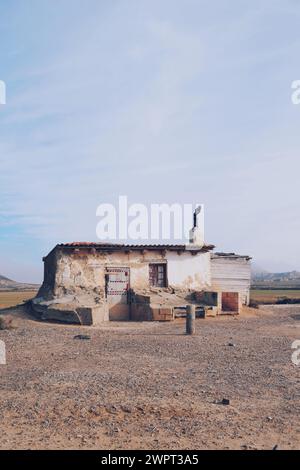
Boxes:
[0,305,299,450]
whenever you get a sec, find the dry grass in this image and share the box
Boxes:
[251,289,300,304]
[0,291,37,310]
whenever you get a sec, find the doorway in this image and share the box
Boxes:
[221,292,239,313]
[105,267,130,320]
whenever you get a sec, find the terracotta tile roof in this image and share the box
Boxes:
[52,242,215,254]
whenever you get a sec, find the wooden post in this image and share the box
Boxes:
[186,305,196,335]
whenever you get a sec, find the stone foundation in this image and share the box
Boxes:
[31,297,109,325]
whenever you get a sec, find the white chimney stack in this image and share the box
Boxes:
[189,205,205,246]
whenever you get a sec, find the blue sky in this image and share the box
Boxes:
[0,0,300,282]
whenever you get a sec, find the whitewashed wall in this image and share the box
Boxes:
[54,249,212,295]
[166,252,211,290]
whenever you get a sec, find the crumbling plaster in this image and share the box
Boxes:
[166,251,211,290]
[51,248,211,300]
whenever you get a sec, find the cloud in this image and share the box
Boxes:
[0,0,300,281]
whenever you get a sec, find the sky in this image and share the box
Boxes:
[0,0,300,283]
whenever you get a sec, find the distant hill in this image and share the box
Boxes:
[252,270,300,289]
[0,274,39,292]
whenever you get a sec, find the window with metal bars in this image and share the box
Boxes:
[149,264,167,287]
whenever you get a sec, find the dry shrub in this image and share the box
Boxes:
[0,315,15,330]
[249,300,259,309]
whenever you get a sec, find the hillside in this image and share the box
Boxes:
[0,274,39,292]
[251,270,300,288]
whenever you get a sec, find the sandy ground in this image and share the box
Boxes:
[0,305,299,450]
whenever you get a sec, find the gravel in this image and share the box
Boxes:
[0,305,299,450]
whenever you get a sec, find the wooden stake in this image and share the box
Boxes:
[186,305,196,335]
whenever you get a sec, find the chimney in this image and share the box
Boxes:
[189,205,204,246]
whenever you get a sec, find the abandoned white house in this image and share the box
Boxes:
[32,210,251,325]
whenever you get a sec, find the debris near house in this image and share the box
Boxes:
[31,208,252,325]
[221,398,230,406]
[74,334,91,341]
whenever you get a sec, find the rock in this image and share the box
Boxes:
[121,406,133,413]
[42,306,80,324]
[221,398,230,406]
[214,398,230,405]
[0,315,15,330]
[228,342,235,347]
[73,334,91,340]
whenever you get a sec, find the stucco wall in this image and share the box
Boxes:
[45,248,211,299]
[166,251,211,290]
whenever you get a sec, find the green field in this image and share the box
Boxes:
[251,289,300,304]
[0,291,37,310]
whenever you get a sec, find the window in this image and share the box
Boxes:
[149,264,167,288]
